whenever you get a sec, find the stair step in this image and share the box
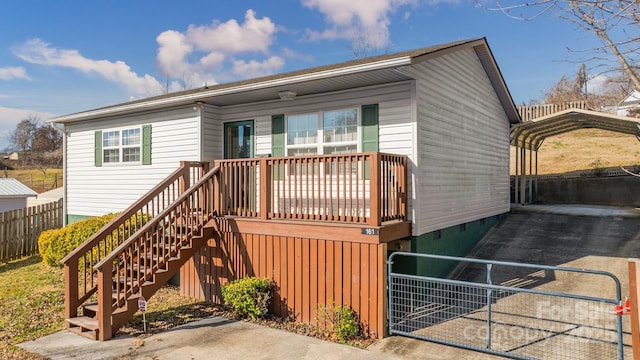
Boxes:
[82,302,99,317]
[66,316,99,340]
[67,316,99,330]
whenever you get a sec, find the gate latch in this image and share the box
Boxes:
[615,298,631,316]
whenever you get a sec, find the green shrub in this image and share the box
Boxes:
[221,277,272,319]
[316,301,361,342]
[38,213,118,267]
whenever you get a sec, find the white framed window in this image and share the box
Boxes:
[285,108,358,156]
[102,127,141,164]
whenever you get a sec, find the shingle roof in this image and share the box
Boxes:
[49,37,520,124]
[0,178,38,197]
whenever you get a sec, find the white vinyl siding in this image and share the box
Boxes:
[219,82,413,153]
[408,48,511,235]
[254,115,272,156]
[202,104,222,163]
[65,106,201,217]
[0,198,28,213]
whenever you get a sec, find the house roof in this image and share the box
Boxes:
[48,37,520,125]
[618,90,640,108]
[0,178,38,198]
[510,108,640,150]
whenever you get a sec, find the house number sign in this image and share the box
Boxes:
[361,228,379,235]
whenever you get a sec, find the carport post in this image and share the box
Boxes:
[514,143,519,204]
[519,146,526,205]
[628,258,640,359]
[528,146,533,203]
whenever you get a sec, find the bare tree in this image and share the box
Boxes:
[11,116,39,154]
[477,1,640,90]
[31,125,62,153]
[349,30,389,59]
[542,64,627,107]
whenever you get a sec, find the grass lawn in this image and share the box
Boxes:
[1,169,63,193]
[0,255,224,359]
[0,255,373,359]
[0,256,63,359]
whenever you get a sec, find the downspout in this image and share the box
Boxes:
[195,102,204,163]
[51,123,68,225]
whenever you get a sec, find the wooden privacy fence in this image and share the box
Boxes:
[517,101,588,121]
[0,198,63,263]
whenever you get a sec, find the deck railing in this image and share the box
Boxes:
[61,161,208,321]
[214,152,407,226]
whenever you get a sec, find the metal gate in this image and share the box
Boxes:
[387,252,627,359]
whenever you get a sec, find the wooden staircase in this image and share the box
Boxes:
[61,162,219,340]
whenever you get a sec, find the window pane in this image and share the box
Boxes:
[123,147,140,162]
[103,131,120,147]
[324,144,357,155]
[104,149,120,163]
[288,147,317,156]
[323,109,357,143]
[122,128,140,146]
[287,113,318,145]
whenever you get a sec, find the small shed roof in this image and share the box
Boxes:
[0,178,38,198]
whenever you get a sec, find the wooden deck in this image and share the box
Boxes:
[62,153,410,340]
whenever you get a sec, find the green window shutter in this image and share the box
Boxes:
[142,124,152,165]
[271,114,285,157]
[361,104,379,152]
[361,104,378,179]
[94,130,102,167]
[272,115,285,180]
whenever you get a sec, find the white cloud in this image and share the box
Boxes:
[302,0,459,48]
[232,56,286,79]
[282,47,315,62]
[156,9,282,86]
[0,66,30,80]
[301,0,415,47]
[12,39,163,97]
[586,74,612,95]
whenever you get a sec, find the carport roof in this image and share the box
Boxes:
[510,108,640,150]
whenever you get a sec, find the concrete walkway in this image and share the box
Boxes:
[19,316,500,360]
[19,317,404,360]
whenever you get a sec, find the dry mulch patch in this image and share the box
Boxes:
[118,285,374,348]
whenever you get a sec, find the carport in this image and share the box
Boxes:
[510,108,640,205]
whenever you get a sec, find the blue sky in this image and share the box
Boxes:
[0,0,603,150]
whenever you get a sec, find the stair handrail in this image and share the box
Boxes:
[93,165,219,271]
[92,165,219,340]
[62,161,208,321]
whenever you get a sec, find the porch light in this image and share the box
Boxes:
[278,90,297,101]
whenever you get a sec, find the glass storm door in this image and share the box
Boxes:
[224,120,254,159]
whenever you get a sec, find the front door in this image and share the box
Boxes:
[224,120,254,159]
